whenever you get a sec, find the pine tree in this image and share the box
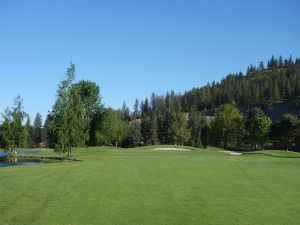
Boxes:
[121,101,131,121]
[33,113,43,147]
[25,117,33,148]
[128,120,142,147]
[278,56,283,68]
[270,114,300,150]
[141,116,151,145]
[149,113,158,145]
[259,61,265,70]
[188,109,204,148]
[133,99,140,119]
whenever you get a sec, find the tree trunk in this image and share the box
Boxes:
[67,145,71,158]
[115,141,118,148]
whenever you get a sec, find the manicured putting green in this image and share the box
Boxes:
[0,146,299,225]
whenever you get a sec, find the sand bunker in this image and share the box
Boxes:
[218,150,242,155]
[229,151,242,155]
[154,148,192,151]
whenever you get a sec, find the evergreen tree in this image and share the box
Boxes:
[188,109,204,148]
[33,112,43,147]
[278,55,283,68]
[25,116,33,148]
[163,110,190,145]
[149,113,158,145]
[259,61,265,70]
[270,114,300,150]
[141,116,151,145]
[121,101,131,121]
[201,123,211,148]
[133,99,140,119]
[141,98,150,117]
[43,113,56,148]
[123,120,141,147]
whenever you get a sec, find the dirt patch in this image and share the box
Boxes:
[154,148,192,152]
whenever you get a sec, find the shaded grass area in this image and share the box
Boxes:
[0,146,300,225]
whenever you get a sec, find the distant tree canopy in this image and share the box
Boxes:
[1,56,300,154]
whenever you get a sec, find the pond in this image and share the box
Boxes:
[0,156,64,167]
[0,150,40,157]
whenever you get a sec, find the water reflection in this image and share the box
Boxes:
[0,156,50,167]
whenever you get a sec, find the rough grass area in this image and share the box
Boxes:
[0,146,299,225]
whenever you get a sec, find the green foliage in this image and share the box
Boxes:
[133,99,140,119]
[211,103,244,148]
[245,108,272,150]
[270,114,300,150]
[43,113,56,148]
[88,108,103,146]
[122,120,142,147]
[0,95,27,151]
[95,108,127,147]
[149,113,158,145]
[181,56,300,112]
[121,101,131,121]
[72,80,102,145]
[24,117,33,148]
[32,112,43,147]
[72,80,102,118]
[51,63,88,156]
[201,123,211,148]
[188,109,208,148]
[252,116,272,149]
[163,111,190,145]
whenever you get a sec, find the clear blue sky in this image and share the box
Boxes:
[0,0,299,122]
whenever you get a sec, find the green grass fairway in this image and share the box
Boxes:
[1,146,300,225]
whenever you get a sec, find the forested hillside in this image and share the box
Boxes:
[181,55,300,112]
[129,55,300,149]
[2,56,300,153]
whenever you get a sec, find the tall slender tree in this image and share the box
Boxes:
[33,112,43,147]
[0,95,27,152]
[51,63,87,157]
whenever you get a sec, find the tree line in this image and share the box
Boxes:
[1,56,300,155]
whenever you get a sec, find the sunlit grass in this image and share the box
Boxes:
[0,146,299,225]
